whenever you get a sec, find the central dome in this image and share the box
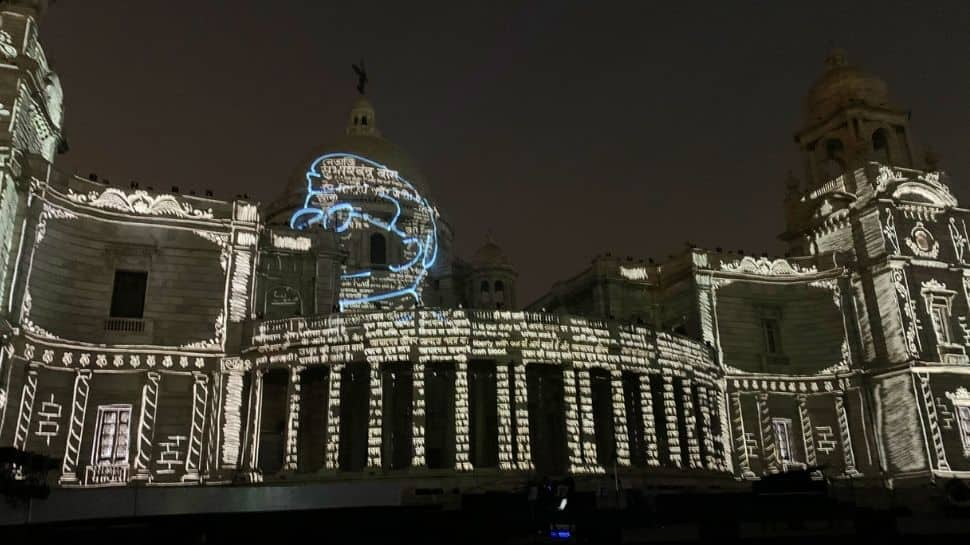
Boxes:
[264,96,433,225]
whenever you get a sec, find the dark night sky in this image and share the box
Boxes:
[40,1,970,303]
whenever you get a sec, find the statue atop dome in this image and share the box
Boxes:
[352,59,368,95]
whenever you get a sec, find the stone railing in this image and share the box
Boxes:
[84,463,129,486]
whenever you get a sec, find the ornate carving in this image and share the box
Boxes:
[720,256,818,276]
[893,268,921,356]
[905,222,940,259]
[36,203,78,244]
[180,309,225,351]
[883,209,900,255]
[66,188,214,219]
[950,217,969,264]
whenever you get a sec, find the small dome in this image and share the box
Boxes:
[804,49,892,122]
[472,235,512,268]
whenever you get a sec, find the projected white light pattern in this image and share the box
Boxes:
[289,153,439,311]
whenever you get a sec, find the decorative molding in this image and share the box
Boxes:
[720,256,818,276]
[66,188,214,219]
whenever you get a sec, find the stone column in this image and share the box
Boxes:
[696,384,717,470]
[242,368,264,482]
[637,374,660,467]
[283,366,303,471]
[325,364,343,470]
[575,368,601,473]
[757,393,778,474]
[411,361,426,468]
[730,391,754,479]
[662,375,682,467]
[512,363,532,470]
[714,387,733,473]
[453,359,471,471]
[59,369,91,485]
[834,392,860,476]
[496,362,515,470]
[220,367,246,471]
[203,370,222,481]
[133,371,161,482]
[12,366,38,450]
[610,368,631,467]
[562,366,584,473]
[366,363,382,469]
[183,372,209,482]
[796,394,817,466]
[681,378,702,468]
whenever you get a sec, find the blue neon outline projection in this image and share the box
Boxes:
[289,152,439,311]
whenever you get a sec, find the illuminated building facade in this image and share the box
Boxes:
[0,1,967,523]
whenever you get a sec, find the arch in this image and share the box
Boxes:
[820,138,845,180]
[369,232,387,266]
[494,280,504,293]
[361,115,368,126]
[872,128,890,164]
[480,280,490,293]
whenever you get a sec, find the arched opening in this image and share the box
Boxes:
[872,128,890,164]
[526,364,568,476]
[338,362,370,472]
[590,368,616,468]
[297,367,330,473]
[468,360,499,468]
[820,138,845,180]
[382,362,413,470]
[480,280,490,293]
[494,280,504,293]
[257,369,289,475]
[424,362,456,469]
[622,371,647,467]
[369,232,387,266]
[361,115,368,126]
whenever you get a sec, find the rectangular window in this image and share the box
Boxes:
[957,406,970,455]
[771,418,794,467]
[761,318,782,355]
[110,270,148,318]
[931,303,952,344]
[93,405,132,465]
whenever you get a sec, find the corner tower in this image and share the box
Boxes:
[795,49,915,190]
[0,0,64,316]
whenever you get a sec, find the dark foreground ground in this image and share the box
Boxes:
[5,479,970,545]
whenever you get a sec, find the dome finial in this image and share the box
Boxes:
[825,47,848,69]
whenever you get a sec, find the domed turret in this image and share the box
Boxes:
[804,49,893,123]
[468,234,517,310]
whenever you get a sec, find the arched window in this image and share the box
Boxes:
[361,116,368,126]
[480,280,490,293]
[370,232,387,266]
[872,128,890,164]
[821,138,845,180]
[494,280,504,293]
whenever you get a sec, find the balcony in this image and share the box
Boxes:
[103,317,153,344]
[84,463,129,486]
